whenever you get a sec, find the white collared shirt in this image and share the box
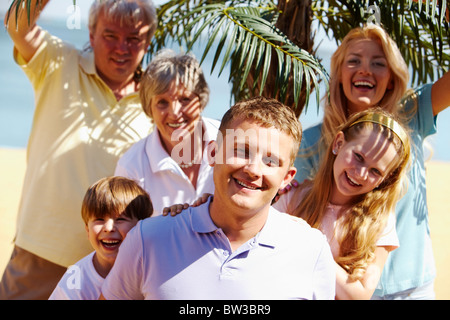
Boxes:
[115,117,219,215]
[49,252,103,300]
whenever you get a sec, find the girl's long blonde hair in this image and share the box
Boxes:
[293,109,411,280]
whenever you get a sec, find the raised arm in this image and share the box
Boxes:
[4,0,50,62]
[431,71,450,116]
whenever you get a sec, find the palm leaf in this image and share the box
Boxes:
[157,3,328,115]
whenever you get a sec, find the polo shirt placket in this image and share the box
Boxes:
[216,234,262,280]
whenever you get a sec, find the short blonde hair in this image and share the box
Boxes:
[139,49,210,119]
[219,96,302,165]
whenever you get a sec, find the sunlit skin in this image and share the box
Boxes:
[85,215,139,278]
[150,82,202,157]
[209,119,296,235]
[340,39,394,115]
[89,11,151,99]
[330,128,399,206]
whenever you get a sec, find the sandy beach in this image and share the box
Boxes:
[0,147,449,299]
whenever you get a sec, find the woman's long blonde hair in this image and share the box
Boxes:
[321,24,410,150]
[293,109,411,280]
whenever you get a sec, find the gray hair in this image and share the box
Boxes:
[88,0,157,42]
[139,49,210,119]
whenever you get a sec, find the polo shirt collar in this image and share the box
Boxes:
[146,129,182,174]
[253,207,279,249]
[79,49,97,75]
[191,197,278,249]
[202,118,218,143]
[190,196,218,233]
[78,50,139,101]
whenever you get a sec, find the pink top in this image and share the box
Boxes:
[273,188,399,258]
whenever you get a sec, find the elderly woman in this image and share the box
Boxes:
[115,50,220,215]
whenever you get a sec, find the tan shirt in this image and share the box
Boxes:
[13,31,152,267]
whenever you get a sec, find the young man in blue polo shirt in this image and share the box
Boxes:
[100,96,336,300]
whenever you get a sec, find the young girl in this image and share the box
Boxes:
[295,24,450,299]
[274,109,411,299]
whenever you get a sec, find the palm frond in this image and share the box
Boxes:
[153,2,328,115]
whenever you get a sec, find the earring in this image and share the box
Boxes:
[332,149,338,155]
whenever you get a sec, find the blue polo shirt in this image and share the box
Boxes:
[101,197,336,300]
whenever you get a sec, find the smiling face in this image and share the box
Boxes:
[86,214,139,277]
[340,38,393,114]
[331,127,399,205]
[210,118,296,218]
[89,10,151,91]
[150,81,202,154]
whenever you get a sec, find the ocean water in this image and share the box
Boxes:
[1,18,449,162]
